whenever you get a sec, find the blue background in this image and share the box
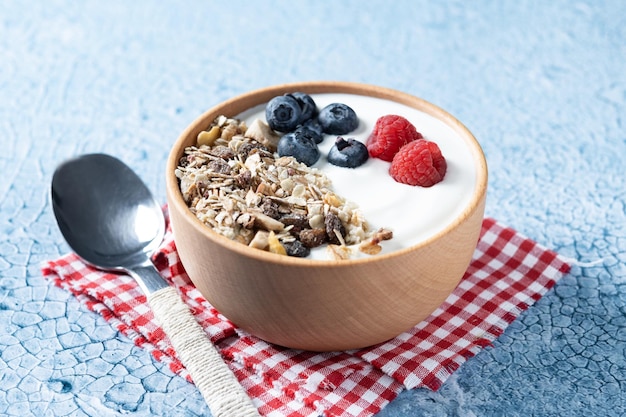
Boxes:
[1,1,625,416]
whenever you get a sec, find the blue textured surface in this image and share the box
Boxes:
[1,1,625,416]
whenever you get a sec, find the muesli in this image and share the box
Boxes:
[175,115,392,259]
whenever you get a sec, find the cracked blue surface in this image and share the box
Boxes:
[1,1,625,416]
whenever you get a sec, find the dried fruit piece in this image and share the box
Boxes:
[208,145,235,160]
[299,228,328,248]
[389,139,447,187]
[366,115,423,162]
[283,240,311,258]
[280,213,310,235]
[260,198,281,219]
[237,141,271,161]
[325,212,346,245]
[235,170,253,187]
[207,159,231,175]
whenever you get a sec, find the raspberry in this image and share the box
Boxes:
[366,115,423,162]
[389,140,447,187]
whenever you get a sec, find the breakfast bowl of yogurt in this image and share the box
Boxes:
[165,81,487,351]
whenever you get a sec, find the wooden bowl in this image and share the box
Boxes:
[165,81,488,351]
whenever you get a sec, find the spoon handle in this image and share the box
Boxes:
[148,285,260,417]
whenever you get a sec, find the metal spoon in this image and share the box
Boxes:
[51,153,259,417]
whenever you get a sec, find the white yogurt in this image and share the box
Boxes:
[237,93,477,260]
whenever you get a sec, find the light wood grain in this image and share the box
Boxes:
[166,82,488,351]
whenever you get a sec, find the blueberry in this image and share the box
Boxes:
[301,117,323,137]
[295,122,323,144]
[327,137,369,168]
[318,103,358,135]
[265,95,302,132]
[286,92,317,123]
[277,129,320,166]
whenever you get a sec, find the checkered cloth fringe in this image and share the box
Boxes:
[43,217,570,417]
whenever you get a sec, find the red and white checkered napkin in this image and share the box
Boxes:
[42,217,570,417]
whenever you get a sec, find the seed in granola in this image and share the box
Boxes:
[196,181,209,198]
[220,123,239,141]
[358,228,393,255]
[236,212,255,229]
[245,189,261,206]
[323,192,344,208]
[359,240,382,255]
[327,244,352,260]
[277,203,297,215]
[308,213,325,229]
[299,228,328,248]
[207,159,232,175]
[325,212,346,245]
[256,182,272,196]
[283,240,311,258]
[280,213,310,235]
[279,177,296,194]
[253,212,285,231]
[249,230,269,250]
[178,156,190,168]
[373,228,394,242]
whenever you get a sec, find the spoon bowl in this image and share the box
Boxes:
[52,153,165,270]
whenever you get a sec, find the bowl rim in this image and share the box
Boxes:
[166,80,488,266]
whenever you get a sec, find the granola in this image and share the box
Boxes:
[175,115,392,259]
